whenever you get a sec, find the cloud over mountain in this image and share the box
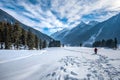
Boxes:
[0,0,120,35]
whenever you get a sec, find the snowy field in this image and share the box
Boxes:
[0,47,120,80]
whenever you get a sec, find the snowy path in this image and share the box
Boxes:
[0,47,120,80]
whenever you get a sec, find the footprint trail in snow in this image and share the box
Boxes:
[41,49,120,80]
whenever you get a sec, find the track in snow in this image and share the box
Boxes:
[0,47,120,80]
[41,48,120,80]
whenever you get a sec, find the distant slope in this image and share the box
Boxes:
[62,21,99,46]
[82,13,120,46]
[51,28,69,40]
[0,9,53,42]
[51,13,120,46]
[51,21,99,46]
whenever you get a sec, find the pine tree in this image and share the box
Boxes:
[4,22,10,49]
[0,21,45,50]
[0,22,2,43]
[27,29,35,50]
[114,38,117,49]
[80,43,82,47]
[35,35,39,50]
[13,22,22,49]
[7,22,12,49]
[0,21,48,50]
[21,29,27,45]
[106,39,114,48]
[0,21,6,49]
[8,22,13,45]
[39,39,42,49]
[42,40,47,48]
[0,22,5,42]
[101,39,105,47]
[0,23,2,49]
[93,38,118,49]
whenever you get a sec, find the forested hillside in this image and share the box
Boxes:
[0,21,47,50]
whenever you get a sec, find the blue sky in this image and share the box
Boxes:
[0,0,120,35]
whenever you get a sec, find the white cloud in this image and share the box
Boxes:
[0,0,120,35]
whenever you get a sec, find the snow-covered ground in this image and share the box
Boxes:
[0,47,120,80]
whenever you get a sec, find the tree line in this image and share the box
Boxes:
[0,21,47,50]
[48,40,61,47]
[92,38,118,48]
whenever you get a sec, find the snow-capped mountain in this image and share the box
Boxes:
[51,13,120,46]
[51,21,99,46]
[87,21,99,26]
[62,21,100,46]
[82,13,120,46]
[51,28,69,40]
[0,9,53,42]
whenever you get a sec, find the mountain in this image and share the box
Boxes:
[51,21,99,46]
[87,21,99,26]
[82,13,120,46]
[51,28,69,40]
[62,21,100,46]
[0,9,53,42]
[51,13,120,46]
[51,21,87,41]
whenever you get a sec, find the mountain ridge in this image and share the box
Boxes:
[0,9,53,42]
[51,13,120,46]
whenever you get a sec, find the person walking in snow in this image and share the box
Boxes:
[94,48,98,54]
